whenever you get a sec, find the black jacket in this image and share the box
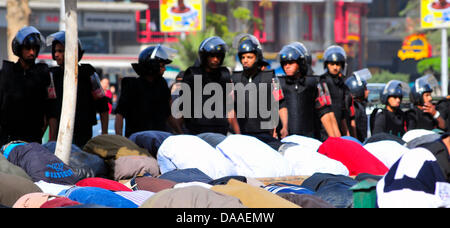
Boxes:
[279,75,332,139]
[182,66,232,135]
[231,69,277,134]
[372,108,407,138]
[319,72,353,138]
[115,75,171,137]
[48,64,109,147]
[0,61,52,145]
[406,106,439,131]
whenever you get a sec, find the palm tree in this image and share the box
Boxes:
[6,0,31,62]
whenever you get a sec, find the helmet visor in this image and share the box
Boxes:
[352,68,372,85]
[16,26,45,48]
[199,37,228,53]
[384,80,410,98]
[278,45,304,63]
[151,44,178,62]
[324,45,347,61]
[46,31,66,47]
[290,42,309,55]
[232,33,261,50]
[415,74,440,95]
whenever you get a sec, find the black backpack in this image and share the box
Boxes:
[369,108,382,135]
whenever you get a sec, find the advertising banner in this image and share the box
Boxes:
[160,0,205,32]
[421,0,450,29]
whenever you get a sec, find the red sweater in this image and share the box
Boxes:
[318,137,389,176]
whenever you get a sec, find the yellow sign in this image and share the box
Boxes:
[397,34,432,61]
[160,0,204,32]
[421,0,450,29]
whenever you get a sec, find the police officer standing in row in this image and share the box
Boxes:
[407,75,446,131]
[319,45,354,139]
[231,34,282,149]
[345,69,371,142]
[46,31,110,148]
[0,26,54,146]
[181,36,240,135]
[371,80,409,137]
[277,42,341,140]
[115,45,182,137]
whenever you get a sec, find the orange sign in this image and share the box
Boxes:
[397,34,432,61]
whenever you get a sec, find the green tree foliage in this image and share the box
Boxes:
[368,70,410,84]
[171,0,265,70]
[417,57,450,74]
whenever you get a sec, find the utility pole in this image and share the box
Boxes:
[324,0,335,49]
[54,0,78,164]
[59,0,65,31]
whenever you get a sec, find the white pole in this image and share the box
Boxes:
[54,0,78,164]
[59,0,65,31]
[442,28,448,97]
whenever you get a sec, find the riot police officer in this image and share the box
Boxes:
[437,95,450,132]
[231,34,282,149]
[278,42,340,140]
[406,75,446,131]
[46,31,109,148]
[371,80,409,137]
[319,45,354,139]
[0,26,53,145]
[345,69,371,142]
[115,45,182,137]
[181,36,240,135]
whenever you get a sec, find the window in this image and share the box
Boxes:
[302,4,313,41]
[136,2,179,44]
[253,2,275,43]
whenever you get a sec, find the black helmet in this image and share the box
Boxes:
[278,44,308,76]
[198,36,227,66]
[345,68,372,100]
[323,45,347,74]
[12,26,45,57]
[132,44,177,76]
[380,80,409,105]
[46,31,85,61]
[291,42,312,67]
[410,75,437,105]
[233,33,269,67]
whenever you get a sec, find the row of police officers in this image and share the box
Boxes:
[1,27,449,150]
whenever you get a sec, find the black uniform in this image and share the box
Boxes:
[115,76,171,137]
[437,98,450,132]
[372,108,407,138]
[353,100,368,142]
[0,61,52,145]
[231,69,283,149]
[279,75,332,140]
[319,72,353,138]
[232,70,277,134]
[406,106,439,131]
[48,64,109,147]
[182,66,233,135]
